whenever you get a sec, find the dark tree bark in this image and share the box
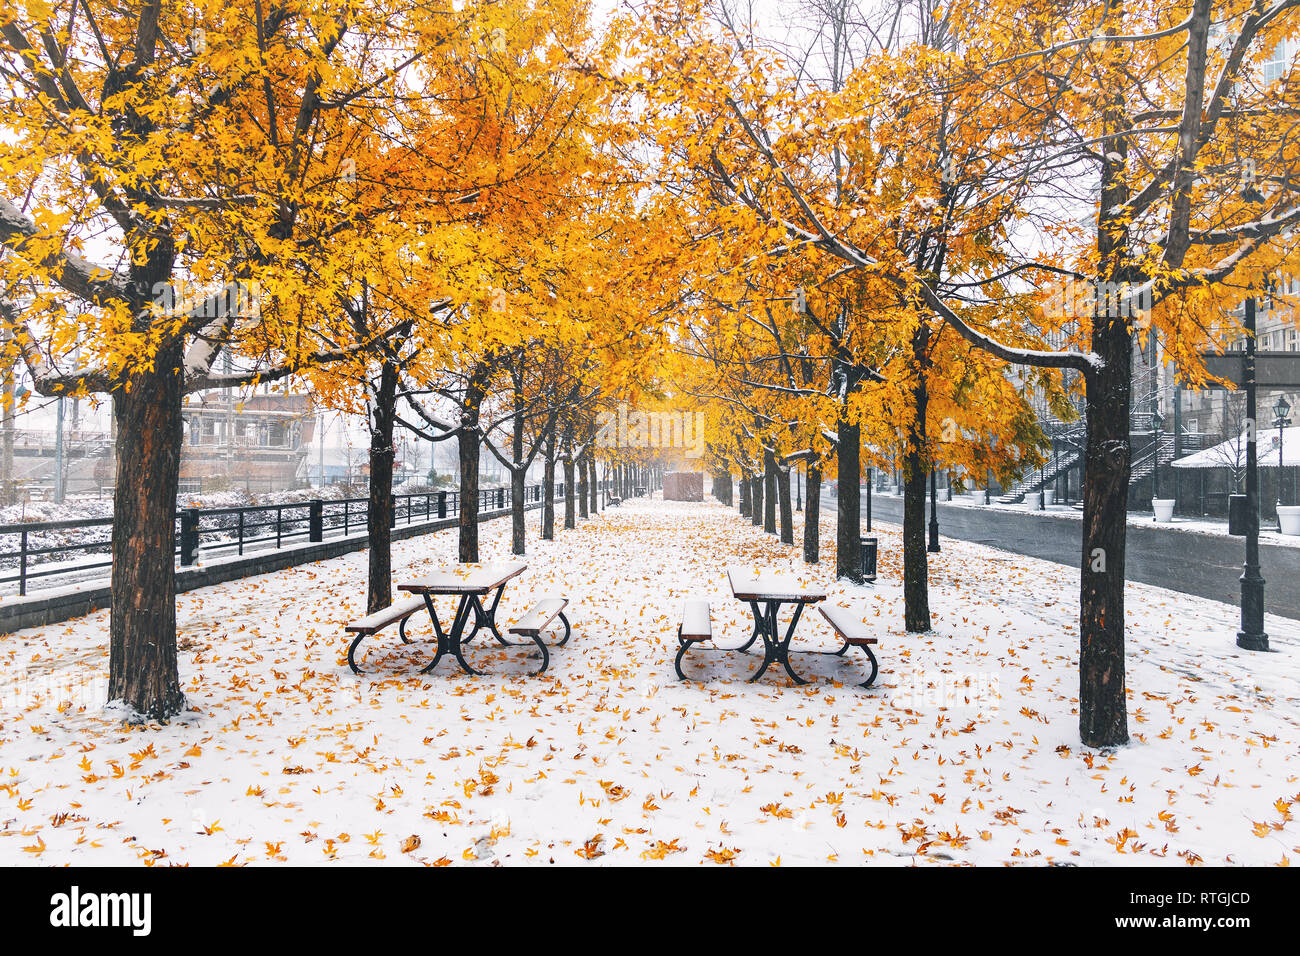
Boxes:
[739,474,751,517]
[803,462,821,563]
[455,364,492,563]
[588,452,598,513]
[1073,60,1135,749]
[903,357,932,633]
[457,428,481,563]
[777,462,793,545]
[751,468,763,526]
[108,346,186,721]
[563,424,576,530]
[763,450,778,534]
[542,429,556,540]
[1079,331,1132,747]
[902,452,931,632]
[367,358,398,612]
[836,417,862,582]
[510,395,526,555]
[578,453,590,519]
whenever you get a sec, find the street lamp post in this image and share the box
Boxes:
[1238,294,1268,651]
[1274,395,1292,530]
[866,467,872,532]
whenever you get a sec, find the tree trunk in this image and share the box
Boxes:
[367,359,398,612]
[1078,322,1132,747]
[563,428,576,530]
[751,468,764,526]
[836,417,862,582]
[578,453,590,519]
[902,449,931,632]
[1075,56,1134,748]
[804,462,821,563]
[510,463,526,555]
[763,450,777,534]
[542,430,555,540]
[511,388,526,555]
[777,462,793,545]
[739,474,750,517]
[903,362,932,632]
[588,453,598,513]
[108,350,186,720]
[457,429,481,562]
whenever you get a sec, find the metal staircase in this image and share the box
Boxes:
[997,421,1087,503]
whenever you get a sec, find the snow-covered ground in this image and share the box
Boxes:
[1,496,1297,866]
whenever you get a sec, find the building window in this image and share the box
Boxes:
[1263,41,1290,84]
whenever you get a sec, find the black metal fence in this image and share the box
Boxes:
[0,484,556,597]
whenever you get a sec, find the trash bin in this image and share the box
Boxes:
[1228,494,1248,536]
[860,536,878,583]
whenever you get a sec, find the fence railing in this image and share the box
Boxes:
[0,483,562,597]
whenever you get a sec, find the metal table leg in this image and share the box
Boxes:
[419,593,479,676]
[462,586,510,647]
[747,599,808,685]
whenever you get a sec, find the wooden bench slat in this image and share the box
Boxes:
[345,595,427,634]
[819,606,878,645]
[679,600,711,640]
[508,598,568,635]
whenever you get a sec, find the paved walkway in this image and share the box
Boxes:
[828,489,1300,621]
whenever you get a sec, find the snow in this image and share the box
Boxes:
[1,496,1297,866]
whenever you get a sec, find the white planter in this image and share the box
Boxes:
[1279,505,1300,536]
[1043,489,1055,506]
[1153,498,1176,522]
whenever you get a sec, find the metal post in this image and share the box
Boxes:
[309,500,323,542]
[181,506,200,565]
[53,396,65,503]
[1238,294,1268,651]
[927,467,940,552]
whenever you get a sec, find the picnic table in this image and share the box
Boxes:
[399,561,527,676]
[726,567,828,684]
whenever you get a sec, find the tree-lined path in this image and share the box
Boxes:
[2,494,1296,866]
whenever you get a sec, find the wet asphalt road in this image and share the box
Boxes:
[822,489,1300,621]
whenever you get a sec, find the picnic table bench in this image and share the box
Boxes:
[673,570,882,687]
[344,562,572,677]
[818,605,880,687]
[344,596,427,674]
[506,597,571,674]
